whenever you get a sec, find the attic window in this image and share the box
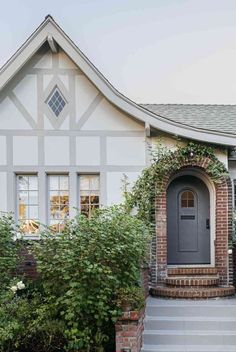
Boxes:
[47,88,66,117]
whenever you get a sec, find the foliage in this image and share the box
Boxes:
[32,206,149,351]
[231,210,236,245]
[124,141,228,225]
[116,286,145,311]
[0,206,149,352]
[0,282,66,352]
[0,214,22,290]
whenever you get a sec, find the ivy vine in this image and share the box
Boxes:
[124,141,229,226]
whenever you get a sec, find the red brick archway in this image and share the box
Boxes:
[153,157,232,286]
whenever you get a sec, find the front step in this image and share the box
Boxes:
[143,330,236,346]
[142,344,236,352]
[151,286,235,299]
[167,268,218,276]
[142,297,236,352]
[165,276,219,287]
[145,316,236,331]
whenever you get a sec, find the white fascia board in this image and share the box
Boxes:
[1,17,236,147]
[0,20,52,89]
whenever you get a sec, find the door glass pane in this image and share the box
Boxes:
[181,191,194,208]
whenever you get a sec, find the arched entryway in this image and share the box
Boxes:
[152,157,233,294]
[167,175,210,265]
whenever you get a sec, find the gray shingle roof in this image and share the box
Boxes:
[140,104,236,135]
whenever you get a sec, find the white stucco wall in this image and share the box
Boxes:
[106,172,140,205]
[45,136,70,165]
[13,137,38,165]
[76,136,100,165]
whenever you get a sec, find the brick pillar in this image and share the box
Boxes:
[215,181,229,285]
[115,310,144,352]
[155,183,168,285]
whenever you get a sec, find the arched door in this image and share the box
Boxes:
[167,175,210,265]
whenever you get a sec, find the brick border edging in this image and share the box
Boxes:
[115,309,145,352]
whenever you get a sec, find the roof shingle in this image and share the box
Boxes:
[140,104,236,135]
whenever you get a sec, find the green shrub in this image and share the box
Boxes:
[116,286,145,312]
[0,282,66,352]
[33,206,149,351]
[0,214,22,290]
[0,206,149,352]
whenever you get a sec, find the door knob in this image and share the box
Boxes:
[206,219,210,229]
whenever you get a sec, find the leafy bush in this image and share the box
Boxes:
[0,214,22,290]
[0,206,149,351]
[116,286,145,312]
[0,282,66,352]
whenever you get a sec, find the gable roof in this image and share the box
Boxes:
[141,104,236,136]
[0,15,236,146]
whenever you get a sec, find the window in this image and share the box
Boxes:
[48,175,69,233]
[17,175,39,234]
[47,88,66,117]
[181,190,194,208]
[79,175,100,217]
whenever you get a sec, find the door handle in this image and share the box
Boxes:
[206,219,210,229]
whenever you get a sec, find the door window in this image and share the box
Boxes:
[181,190,194,208]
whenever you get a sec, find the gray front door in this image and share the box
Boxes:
[167,175,210,265]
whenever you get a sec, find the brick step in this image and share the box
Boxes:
[150,286,235,299]
[167,267,218,276]
[165,276,219,287]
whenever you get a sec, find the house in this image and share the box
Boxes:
[1,15,236,300]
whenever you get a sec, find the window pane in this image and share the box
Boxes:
[188,199,194,207]
[79,175,100,218]
[181,199,188,208]
[90,195,99,204]
[81,204,89,216]
[29,191,38,205]
[60,205,69,219]
[19,191,28,205]
[181,191,194,208]
[60,176,69,190]
[90,176,100,190]
[50,191,60,205]
[80,195,89,204]
[29,176,38,190]
[80,176,90,190]
[48,175,69,233]
[17,175,39,235]
[50,176,59,190]
[19,204,28,219]
[18,176,29,190]
[29,206,38,219]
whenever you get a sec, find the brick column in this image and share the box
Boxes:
[215,181,230,285]
[115,310,144,352]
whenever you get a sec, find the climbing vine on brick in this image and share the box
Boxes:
[124,141,228,225]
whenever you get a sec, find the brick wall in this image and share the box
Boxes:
[115,310,144,352]
[18,246,38,279]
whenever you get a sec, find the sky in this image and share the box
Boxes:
[1,0,236,104]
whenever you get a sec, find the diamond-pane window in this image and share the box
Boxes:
[48,89,66,117]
